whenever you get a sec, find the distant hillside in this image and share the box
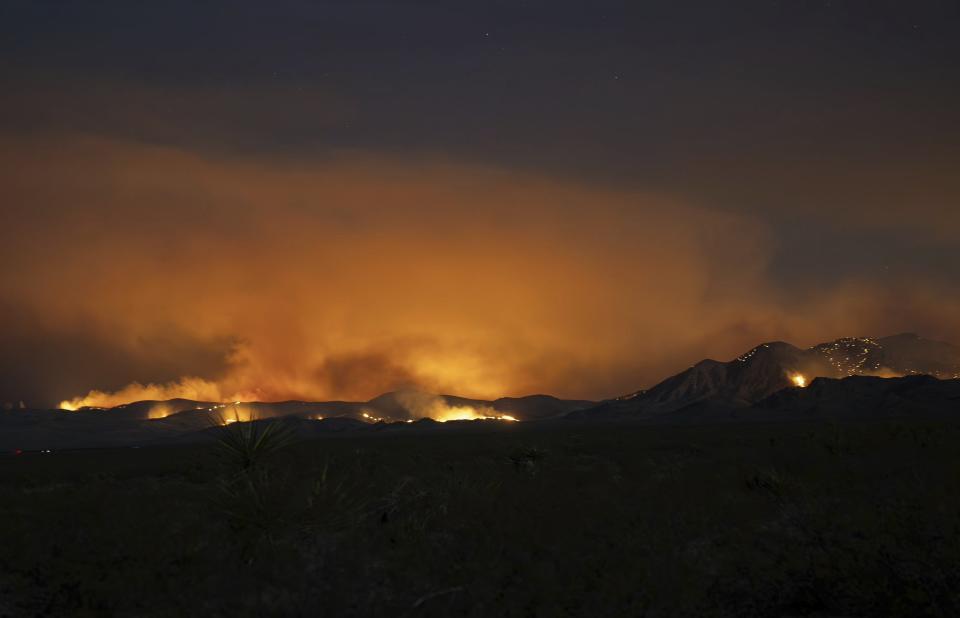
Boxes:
[5,333,959,450]
[0,391,595,451]
[749,374,960,421]
[573,333,960,420]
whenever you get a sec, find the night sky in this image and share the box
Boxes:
[2,1,959,408]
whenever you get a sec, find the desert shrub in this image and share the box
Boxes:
[211,411,295,474]
[745,467,787,501]
[508,445,547,475]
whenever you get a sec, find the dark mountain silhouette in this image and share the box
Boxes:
[491,394,595,419]
[747,374,960,421]
[572,333,960,420]
[4,333,958,451]
[0,392,594,451]
[364,390,593,421]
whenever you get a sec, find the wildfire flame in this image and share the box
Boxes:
[57,377,235,411]
[148,403,173,419]
[431,405,518,423]
[388,392,520,423]
[57,382,524,425]
[790,373,808,388]
[216,405,254,425]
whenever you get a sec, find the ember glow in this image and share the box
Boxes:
[148,403,174,420]
[790,374,808,388]
[2,2,960,412]
[57,378,231,412]
[214,405,254,425]
[431,407,519,423]
[388,392,520,423]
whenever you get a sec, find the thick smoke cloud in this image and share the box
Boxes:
[1,135,958,408]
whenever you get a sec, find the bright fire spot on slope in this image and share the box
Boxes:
[790,373,808,388]
[148,403,174,419]
[359,403,518,423]
[214,404,255,425]
[381,392,521,423]
[431,405,518,423]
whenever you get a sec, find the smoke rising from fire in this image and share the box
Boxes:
[390,391,517,423]
[2,135,959,408]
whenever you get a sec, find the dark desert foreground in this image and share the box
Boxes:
[2,418,959,617]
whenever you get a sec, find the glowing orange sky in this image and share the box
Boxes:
[2,135,959,408]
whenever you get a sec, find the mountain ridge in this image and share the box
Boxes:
[4,333,958,451]
[572,333,960,420]
[0,391,596,451]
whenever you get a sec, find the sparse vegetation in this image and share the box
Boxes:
[508,444,547,475]
[1,419,960,616]
[745,466,787,500]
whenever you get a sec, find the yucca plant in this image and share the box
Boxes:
[211,406,296,473]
